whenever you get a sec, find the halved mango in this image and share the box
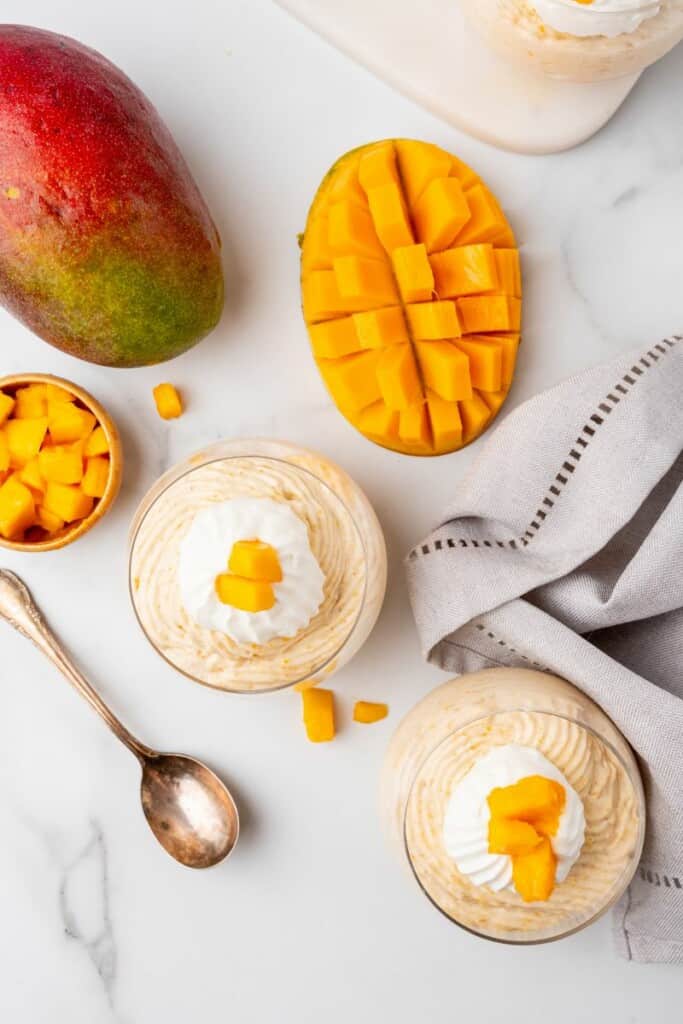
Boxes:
[301,139,521,455]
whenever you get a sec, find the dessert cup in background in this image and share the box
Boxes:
[458,0,683,81]
[381,668,645,943]
[129,439,386,693]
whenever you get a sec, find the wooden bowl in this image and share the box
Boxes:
[0,373,122,552]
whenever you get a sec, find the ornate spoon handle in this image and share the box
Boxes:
[0,569,152,760]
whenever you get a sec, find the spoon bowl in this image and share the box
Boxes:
[140,753,239,868]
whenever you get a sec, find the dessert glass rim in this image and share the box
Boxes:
[127,441,372,695]
[402,706,646,945]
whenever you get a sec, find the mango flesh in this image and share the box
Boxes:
[301,140,521,455]
[302,688,335,743]
[0,26,224,367]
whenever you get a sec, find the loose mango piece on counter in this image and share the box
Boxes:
[302,687,336,743]
[81,456,110,498]
[512,837,556,903]
[301,139,521,455]
[391,244,434,303]
[413,177,470,253]
[353,700,389,724]
[19,457,45,494]
[0,391,15,425]
[488,818,542,856]
[229,540,282,583]
[42,482,94,523]
[430,244,498,298]
[0,475,35,539]
[215,574,275,612]
[6,417,48,467]
[153,382,183,420]
[14,385,47,419]
[38,443,84,485]
[84,425,109,457]
[36,505,65,533]
[406,300,461,340]
[49,404,96,444]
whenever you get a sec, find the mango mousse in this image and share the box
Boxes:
[129,440,387,693]
[301,139,521,456]
[381,668,644,942]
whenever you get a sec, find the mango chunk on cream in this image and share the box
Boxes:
[216,539,282,612]
[487,775,566,902]
[215,575,275,613]
[301,139,521,455]
[302,687,335,743]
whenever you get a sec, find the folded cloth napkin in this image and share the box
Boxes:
[406,336,683,963]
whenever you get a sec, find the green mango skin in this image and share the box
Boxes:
[0,26,224,367]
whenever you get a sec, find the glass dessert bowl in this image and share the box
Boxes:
[459,0,683,82]
[381,667,645,943]
[129,439,387,694]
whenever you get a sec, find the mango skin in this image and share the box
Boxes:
[0,26,224,367]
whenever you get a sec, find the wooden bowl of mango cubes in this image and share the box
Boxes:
[0,373,122,551]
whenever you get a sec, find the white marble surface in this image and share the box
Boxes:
[0,1,681,1021]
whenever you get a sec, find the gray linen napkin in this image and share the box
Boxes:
[406,336,683,963]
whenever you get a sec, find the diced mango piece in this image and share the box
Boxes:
[36,505,65,533]
[492,249,522,298]
[45,383,75,405]
[367,182,414,252]
[302,687,336,743]
[426,390,463,451]
[6,417,48,467]
[449,155,479,190]
[14,385,47,419]
[430,244,498,298]
[459,393,492,443]
[358,142,399,191]
[456,185,511,246]
[480,389,509,416]
[454,337,503,392]
[318,351,383,413]
[49,404,95,444]
[84,426,110,457]
[327,161,367,209]
[42,482,94,523]
[457,295,521,334]
[81,456,110,498]
[406,300,461,340]
[0,430,9,473]
[357,402,399,446]
[38,443,84,485]
[488,818,542,856]
[334,256,398,305]
[309,318,362,359]
[353,700,389,724]
[229,540,282,583]
[0,475,35,539]
[399,404,431,452]
[215,574,275,612]
[303,270,376,320]
[352,307,408,348]
[391,243,434,303]
[416,341,472,402]
[153,383,183,420]
[488,775,566,827]
[0,391,16,425]
[396,139,452,206]
[413,177,470,253]
[301,214,334,271]
[512,837,557,903]
[328,200,384,260]
[19,457,45,494]
[469,333,520,389]
[376,345,423,411]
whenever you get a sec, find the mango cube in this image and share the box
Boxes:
[493,249,522,298]
[0,391,16,425]
[303,270,375,320]
[215,574,275,612]
[352,307,407,348]
[457,295,521,334]
[38,443,84,485]
[309,318,361,359]
[430,244,498,298]
[6,417,48,467]
[0,431,9,473]
[42,482,94,523]
[84,425,109,457]
[14,385,47,419]
[396,139,452,206]
[358,142,399,191]
[512,837,556,903]
[377,345,423,411]
[19,457,45,494]
[301,687,335,743]
[353,700,388,724]
[49,404,96,444]
[328,200,384,260]
[81,456,110,498]
[153,383,183,420]
[454,337,503,393]
[391,243,434,303]
[357,402,399,445]
[367,182,414,252]
[319,351,383,413]
[407,300,461,340]
[456,185,511,246]
[333,256,397,305]
[417,342,472,402]
[0,475,35,539]
[459,393,492,443]
[426,390,462,451]
[488,775,565,826]
[488,818,542,856]
[45,383,75,405]
[398,404,431,452]
[36,505,65,534]
[229,540,282,583]
[413,177,470,253]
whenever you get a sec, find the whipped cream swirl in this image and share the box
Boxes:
[531,0,661,37]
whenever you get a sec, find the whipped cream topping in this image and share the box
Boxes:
[531,0,660,37]
[443,744,585,896]
[178,498,324,644]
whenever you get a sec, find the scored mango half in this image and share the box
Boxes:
[300,139,521,456]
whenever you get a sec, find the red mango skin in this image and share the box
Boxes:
[0,25,224,367]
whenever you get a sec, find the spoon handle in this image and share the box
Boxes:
[0,569,153,761]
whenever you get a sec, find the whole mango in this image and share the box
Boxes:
[0,26,224,367]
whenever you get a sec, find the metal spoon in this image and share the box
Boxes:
[0,569,239,868]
